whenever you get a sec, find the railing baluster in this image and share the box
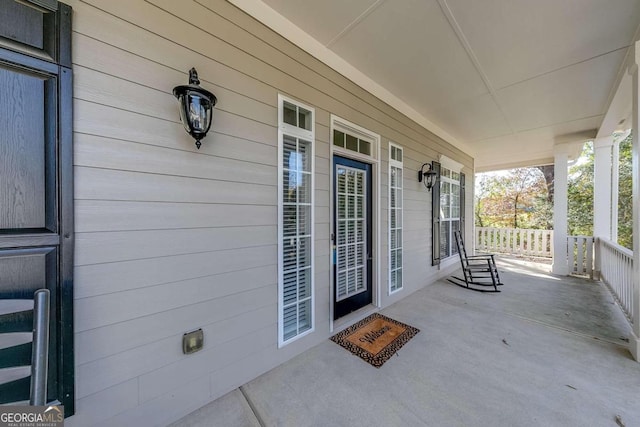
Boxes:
[577,237,584,275]
[475,227,554,258]
[586,237,593,278]
[568,237,575,274]
[597,238,633,327]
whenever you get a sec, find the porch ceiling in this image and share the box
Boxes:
[232,0,640,171]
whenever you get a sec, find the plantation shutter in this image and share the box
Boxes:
[431,161,441,266]
[460,172,466,236]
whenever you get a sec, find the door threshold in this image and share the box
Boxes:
[332,304,378,333]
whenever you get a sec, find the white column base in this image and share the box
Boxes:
[551,263,569,276]
[629,331,640,362]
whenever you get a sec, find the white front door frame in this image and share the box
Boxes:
[329,115,381,332]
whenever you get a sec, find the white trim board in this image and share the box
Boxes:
[439,155,464,173]
[228,0,474,157]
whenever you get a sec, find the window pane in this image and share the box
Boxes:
[441,222,450,258]
[356,220,364,243]
[297,172,312,203]
[298,268,311,300]
[359,140,371,156]
[334,130,345,147]
[283,238,297,271]
[299,205,311,236]
[346,134,358,151]
[299,139,312,172]
[356,268,364,291]
[283,205,296,237]
[283,166,293,203]
[337,271,347,298]
[298,107,312,130]
[283,135,297,169]
[283,101,297,126]
[283,271,297,305]
[283,304,297,341]
[299,237,312,268]
[298,300,312,333]
[451,221,460,255]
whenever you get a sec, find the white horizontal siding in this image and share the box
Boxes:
[75,201,276,232]
[75,283,275,367]
[75,167,275,205]
[76,304,275,399]
[75,226,276,265]
[74,245,275,299]
[74,134,276,185]
[64,0,473,424]
[75,264,277,332]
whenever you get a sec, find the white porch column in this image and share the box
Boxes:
[629,41,640,360]
[552,144,569,275]
[593,136,613,241]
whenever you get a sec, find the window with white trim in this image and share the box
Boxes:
[389,143,403,293]
[278,95,314,346]
[440,167,461,259]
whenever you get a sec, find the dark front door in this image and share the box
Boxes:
[333,156,373,320]
[0,0,74,414]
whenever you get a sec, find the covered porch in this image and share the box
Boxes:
[173,257,639,426]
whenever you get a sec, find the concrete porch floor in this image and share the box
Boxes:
[172,258,640,427]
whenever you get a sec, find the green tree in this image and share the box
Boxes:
[475,168,550,229]
[567,142,594,236]
[617,134,632,249]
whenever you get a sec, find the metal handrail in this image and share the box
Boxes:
[29,289,50,406]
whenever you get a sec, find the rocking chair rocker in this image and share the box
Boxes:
[447,231,503,292]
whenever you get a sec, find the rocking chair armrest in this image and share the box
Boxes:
[466,254,494,260]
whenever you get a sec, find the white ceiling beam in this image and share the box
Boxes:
[325,0,386,48]
[436,0,515,135]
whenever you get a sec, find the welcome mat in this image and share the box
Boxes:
[330,313,420,367]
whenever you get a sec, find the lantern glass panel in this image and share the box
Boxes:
[185,92,212,134]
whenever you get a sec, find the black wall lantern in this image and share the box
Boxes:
[418,163,438,191]
[173,68,217,149]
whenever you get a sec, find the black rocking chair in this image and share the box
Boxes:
[447,231,503,292]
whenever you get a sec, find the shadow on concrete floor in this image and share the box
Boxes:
[173,258,639,427]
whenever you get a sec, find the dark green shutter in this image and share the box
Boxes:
[431,161,441,266]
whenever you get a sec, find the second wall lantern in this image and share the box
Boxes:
[173,68,217,149]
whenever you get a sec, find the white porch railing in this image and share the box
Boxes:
[476,227,553,258]
[568,236,594,278]
[476,227,594,278]
[598,238,634,323]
